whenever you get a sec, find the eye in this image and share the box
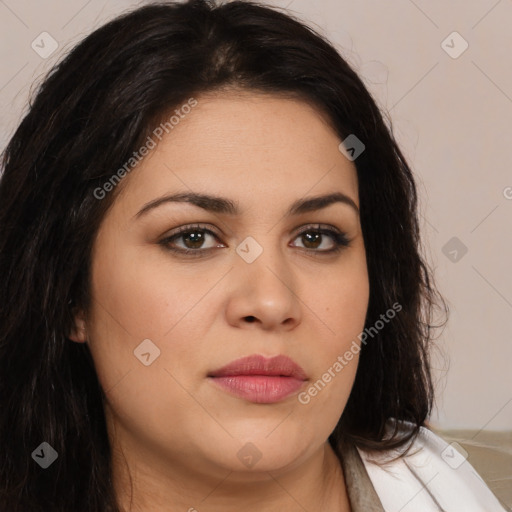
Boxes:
[159,224,225,257]
[291,224,351,254]
[159,223,351,257]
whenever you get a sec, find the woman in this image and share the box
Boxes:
[0,1,506,511]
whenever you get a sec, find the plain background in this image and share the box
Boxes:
[0,0,511,431]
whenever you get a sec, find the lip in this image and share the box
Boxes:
[207,354,308,404]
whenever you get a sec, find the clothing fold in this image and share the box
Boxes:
[337,420,508,512]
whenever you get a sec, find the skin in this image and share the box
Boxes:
[70,90,370,512]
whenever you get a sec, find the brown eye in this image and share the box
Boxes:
[160,224,225,256]
[177,230,207,249]
[291,225,350,254]
[159,223,350,258]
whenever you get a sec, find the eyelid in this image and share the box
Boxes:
[162,222,346,238]
[162,223,221,238]
[291,222,344,237]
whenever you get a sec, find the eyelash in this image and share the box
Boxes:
[159,223,351,258]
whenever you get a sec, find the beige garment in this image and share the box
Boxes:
[337,440,385,512]
[432,429,512,511]
[337,433,511,512]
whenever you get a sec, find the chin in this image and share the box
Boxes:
[205,429,315,475]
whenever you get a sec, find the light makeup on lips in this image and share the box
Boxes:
[207,354,309,404]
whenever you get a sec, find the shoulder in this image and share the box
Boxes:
[355,420,508,512]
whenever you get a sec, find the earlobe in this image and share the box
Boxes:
[69,308,88,343]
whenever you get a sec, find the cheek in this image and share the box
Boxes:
[85,265,205,451]
[101,362,198,461]
[86,241,219,407]
[298,254,368,408]
[296,277,366,425]
[309,254,369,348]
[297,354,360,428]
[89,240,213,342]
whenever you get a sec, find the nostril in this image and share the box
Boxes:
[245,316,256,322]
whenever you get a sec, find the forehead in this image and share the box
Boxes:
[113,91,359,219]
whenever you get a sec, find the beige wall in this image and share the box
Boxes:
[1,0,510,430]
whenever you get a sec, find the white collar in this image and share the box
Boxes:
[357,422,507,511]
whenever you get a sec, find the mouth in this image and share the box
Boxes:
[207,354,308,404]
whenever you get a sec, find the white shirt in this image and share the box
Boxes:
[356,421,508,511]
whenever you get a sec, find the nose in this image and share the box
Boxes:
[224,239,302,331]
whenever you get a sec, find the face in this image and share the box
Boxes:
[71,90,369,482]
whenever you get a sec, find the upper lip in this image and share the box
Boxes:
[208,354,308,380]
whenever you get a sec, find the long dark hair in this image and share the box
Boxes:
[0,1,447,510]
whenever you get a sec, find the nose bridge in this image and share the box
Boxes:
[233,205,287,260]
[229,231,301,329]
[236,232,289,286]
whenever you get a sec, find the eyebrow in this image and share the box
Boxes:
[134,191,359,219]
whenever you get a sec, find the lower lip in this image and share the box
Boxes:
[208,375,306,403]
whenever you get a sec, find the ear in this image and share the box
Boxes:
[68,307,88,343]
